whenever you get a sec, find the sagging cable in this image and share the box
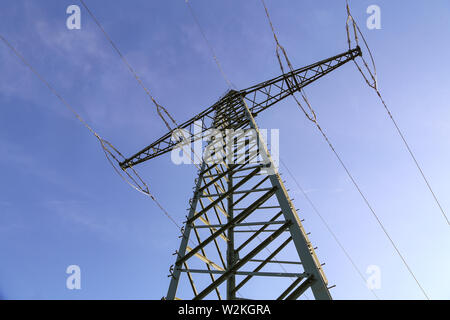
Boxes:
[345,0,449,226]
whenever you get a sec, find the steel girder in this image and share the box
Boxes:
[119,47,361,169]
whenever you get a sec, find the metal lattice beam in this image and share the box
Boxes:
[120,47,361,169]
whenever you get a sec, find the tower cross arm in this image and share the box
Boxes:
[240,46,361,115]
[119,46,361,169]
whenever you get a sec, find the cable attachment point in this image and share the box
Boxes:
[345,1,378,90]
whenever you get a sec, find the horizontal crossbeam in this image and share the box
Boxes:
[119,47,361,168]
[179,269,306,278]
[193,220,285,229]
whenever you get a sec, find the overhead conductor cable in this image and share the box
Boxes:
[260,0,430,299]
[345,0,449,226]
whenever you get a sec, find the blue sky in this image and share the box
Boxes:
[0,0,449,299]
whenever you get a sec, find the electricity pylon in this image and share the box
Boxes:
[120,47,361,300]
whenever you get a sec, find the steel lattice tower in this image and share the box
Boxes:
[120,47,361,300]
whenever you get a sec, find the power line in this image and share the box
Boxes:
[317,126,430,300]
[79,0,247,236]
[280,159,380,299]
[80,0,212,172]
[0,31,213,286]
[0,32,183,234]
[79,0,177,131]
[78,2,235,271]
[345,0,449,226]
[184,0,236,90]
[260,0,317,122]
[260,0,430,300]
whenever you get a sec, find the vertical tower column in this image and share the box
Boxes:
[166,162,207,300]
[226,166,235,299]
